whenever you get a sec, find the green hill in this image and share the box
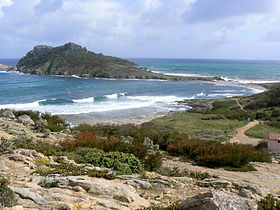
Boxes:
[16,42,217,81]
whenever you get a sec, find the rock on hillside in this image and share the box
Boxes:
[16,42,217,81]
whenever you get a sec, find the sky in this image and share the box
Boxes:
[1,0,280,59]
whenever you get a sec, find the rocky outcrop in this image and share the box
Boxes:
[0,64,17,71]
[18,115,34,126]
[2,111,15,119]
[179,191,258,210]
[178,99,214,110]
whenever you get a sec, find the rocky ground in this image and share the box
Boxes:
[0,114,280,209]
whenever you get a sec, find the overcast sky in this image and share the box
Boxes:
[1,0,280,59]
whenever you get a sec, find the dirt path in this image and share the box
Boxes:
[229,120,262,145]
[234,98,244,110]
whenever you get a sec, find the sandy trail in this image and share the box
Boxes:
[229,120,262,145]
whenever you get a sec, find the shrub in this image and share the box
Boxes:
[62,132,149,160]
[271,110,280,118]
[141,202,180,210]
[18,139,64,156]
[33,163,115,180]
[265,121,280,129]
[66,148,143,175]
[201,114,226,120]
[41,113,67,132]
[142,152,163,172]
[13,110,40,121]
[167,139,271,169]
[258,194,280,210]
[66,147,104,165]
[99,152,143,175]
[256,112,270,120]
[0,178,17,207]
[157,167,217,180]
[0,137,14,152]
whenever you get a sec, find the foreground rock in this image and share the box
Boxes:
[180,191,257,210]
[18,115,35,126]
[2,111,16,119]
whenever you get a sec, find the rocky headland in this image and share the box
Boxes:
[15,43,220,81]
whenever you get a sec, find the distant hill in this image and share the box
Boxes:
[16,42,217,81]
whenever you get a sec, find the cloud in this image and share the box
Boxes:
[0,0,13,17]
[184,0,278,23]
[0,0,280,59]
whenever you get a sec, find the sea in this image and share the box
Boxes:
[1,58,280,123]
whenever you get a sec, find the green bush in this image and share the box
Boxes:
[41,113,67,132]
[66,147,104,165]
[0,178,17,207]
[157,167,217,180]
[140,202,180,210]
[13,110,40,121]
[142,152,163,172]
[167,139,271,169]
[271,110,280,118]
[34,163,115,180]
[265,121,280,129]
[258,194,280,210]
[99,152,143,175]
[201,114,226,120]
[66,148,143,175]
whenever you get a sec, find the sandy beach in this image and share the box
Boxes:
[60,112,168,125]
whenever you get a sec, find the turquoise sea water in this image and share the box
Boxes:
[0,58,279,121]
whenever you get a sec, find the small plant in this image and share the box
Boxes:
[113,195,130,203]
[0,178,17,207]
[34,158,50,166]
[258,194,280,210]
[140,202,180,210]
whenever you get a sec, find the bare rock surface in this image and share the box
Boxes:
[0,117,279,210]
[180,191,258,210]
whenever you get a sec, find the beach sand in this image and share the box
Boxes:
[60,112,167,125]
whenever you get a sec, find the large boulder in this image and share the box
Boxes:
[2,111,15,119]
[179,191,257,210]
[18,115,34,125]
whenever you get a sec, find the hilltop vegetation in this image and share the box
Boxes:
[16,42,217,81]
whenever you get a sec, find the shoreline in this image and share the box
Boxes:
[59,82,273,126]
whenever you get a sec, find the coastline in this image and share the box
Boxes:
[59,82,273,126]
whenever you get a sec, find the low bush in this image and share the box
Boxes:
[258,194,280,210]
[167,139,271,168]
[142,152,162,172]
[0,178,17,207]
[265,121,280,129]
[68,149,143,175]
[13,110,40,121]
[201,114,226,120]
[271,110,280,118]
[99,152,143,175]
[41,113,67,132]
[33,163,115,180]
[157,167,217,180]
[140,202,180,210]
